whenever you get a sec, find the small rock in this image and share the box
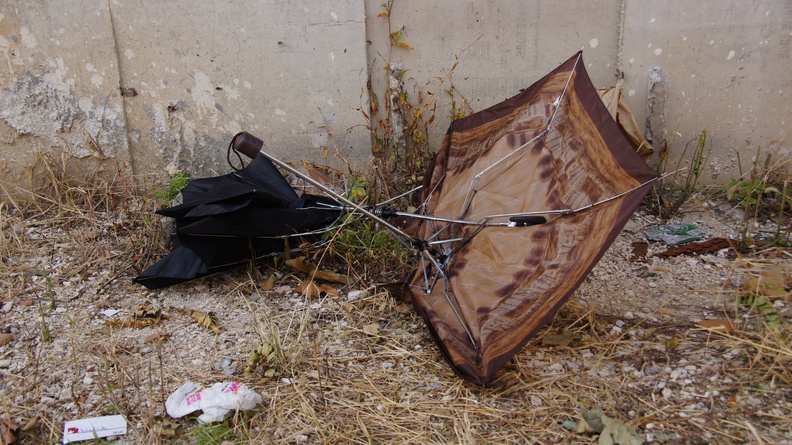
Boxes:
[347,290,368,302]
[596,369,613,378]
[547,363,564,373]
[221,358,237,377]
[644,365,661,375]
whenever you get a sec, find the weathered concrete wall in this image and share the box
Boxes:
[366,0,791,185]
[364,0,624,172]
[107,0,370,178]
[0,1,131,189]
[0,0,789,194]
[621,0,791,182]
[0,0,369,192]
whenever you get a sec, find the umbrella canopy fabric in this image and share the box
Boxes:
[135,155,341,289]
[406,52,659,385]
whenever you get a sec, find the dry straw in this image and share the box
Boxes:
[0,152,789,444]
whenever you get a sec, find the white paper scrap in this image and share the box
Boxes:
[63,415,127,444]
[100,309,121,317]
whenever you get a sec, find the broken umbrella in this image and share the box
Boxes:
[137,52,659,386]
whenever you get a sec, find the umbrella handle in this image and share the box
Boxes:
[228,131,421,247]
[231,132,264,159]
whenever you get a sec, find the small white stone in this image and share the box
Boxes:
[347,290,368,301]
[547,363,564,373]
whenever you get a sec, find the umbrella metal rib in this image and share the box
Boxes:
[454,53,582,223]
[253,148,416,245]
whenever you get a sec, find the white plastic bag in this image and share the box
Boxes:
[165,382,262,423]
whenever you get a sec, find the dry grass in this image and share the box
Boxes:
[1,153,791,444]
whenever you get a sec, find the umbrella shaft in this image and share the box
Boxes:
[255,149,416,244]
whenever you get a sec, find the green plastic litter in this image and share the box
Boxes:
[646,223,706,245]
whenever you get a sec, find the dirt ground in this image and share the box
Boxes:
[1,190,791,444]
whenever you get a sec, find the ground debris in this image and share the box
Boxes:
[1,195,790,443]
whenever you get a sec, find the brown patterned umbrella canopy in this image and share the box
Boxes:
[406,52,659,386]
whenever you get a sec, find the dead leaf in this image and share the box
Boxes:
[362,323,380,336]
[320,285,340,296]
[599,415,642,445]
[0,418,19,444]
[697,318,737,334]
[245,342,278,377]
[312,269,351,284]
[104,318,161,329]
[430,407,452,417]
[577,410,641,445]
[157,419,184,437]
[541,330,574,347]
[664,335,681,349]
[134,306,166,321]
[630,241,648,262]
[580,409,606,433]
[297,280,320,298]
[296,280,339,298]
[189,310,221,334]
[286,256,318,274]
[0,333,12,346]
[742,268,790,300]
[20,416,38,432]
[258,275,275,291]
[286,256,350,284]
[144,332,171,344]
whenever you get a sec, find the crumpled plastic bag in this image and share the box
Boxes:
[165,382,262,423]
[646,223,705,245]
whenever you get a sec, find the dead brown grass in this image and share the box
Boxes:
[0,152,790,444]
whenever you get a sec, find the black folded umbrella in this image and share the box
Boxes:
[134,139,342,289]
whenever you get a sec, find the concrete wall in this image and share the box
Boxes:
[1,0,789,194]
[0,0,370,190]
[621,0,791,182]
[368,0,791,185]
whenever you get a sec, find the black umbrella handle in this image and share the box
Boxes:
[232,132,264,159]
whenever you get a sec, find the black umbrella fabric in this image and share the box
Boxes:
[135,154,341,289]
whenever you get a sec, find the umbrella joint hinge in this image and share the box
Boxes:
[436,253,448,265]
[376,208,398,218]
